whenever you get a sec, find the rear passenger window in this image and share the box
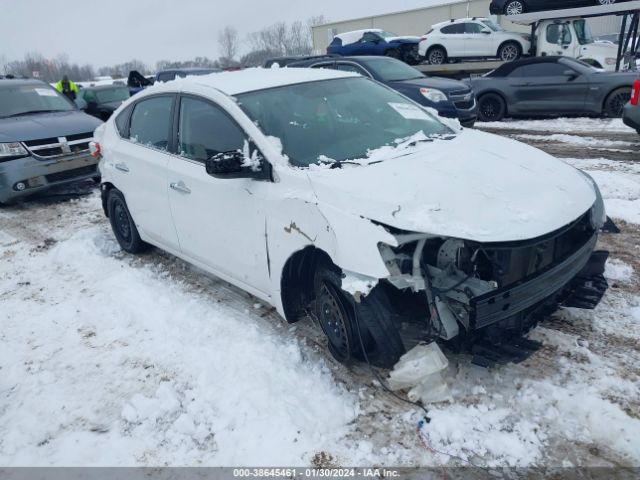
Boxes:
[441,24,463,34]
[178,97,245,162]
[335,63,368,76]
[115,104,133,137]
[128,96,174,151]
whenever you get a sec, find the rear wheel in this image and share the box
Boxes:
[427,46,447,65]
[478,93,507,122]
[504,0,525,15]
[313,264,405,368]
[498,42,521,62]
[604,87,631,117]
[107,189,150,254]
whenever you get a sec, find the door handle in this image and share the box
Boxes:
[114,163,129,173]
[170,182,191,194]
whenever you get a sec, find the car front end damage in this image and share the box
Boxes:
[354,199,608,367]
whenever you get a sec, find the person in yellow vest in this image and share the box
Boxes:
[55,75,79,101]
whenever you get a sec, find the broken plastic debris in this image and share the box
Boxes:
[388,342,451,405]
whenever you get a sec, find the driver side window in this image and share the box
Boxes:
[361,32,380,43]
[178,97,246,162]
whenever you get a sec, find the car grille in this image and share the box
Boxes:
[449,89,475,111]
[23,132,94,159]
[45,164,97,183]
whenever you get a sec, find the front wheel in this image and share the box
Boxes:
[107,189,150,254]
[498,42,521,62]
[604,87,631,117]
[313,265,405,368]
[478,93,507,122]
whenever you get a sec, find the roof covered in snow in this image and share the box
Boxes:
[147,68,359,96]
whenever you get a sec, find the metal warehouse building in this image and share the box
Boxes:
[312,0,622,53]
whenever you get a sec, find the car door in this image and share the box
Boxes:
[352,32,383,55]
[439,23,465,57]
[166,95,271,293]
[510,61,587,113]
[108,94,180,250]
[464,22,493,57]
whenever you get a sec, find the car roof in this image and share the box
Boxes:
[0,78,48,88]
[433,17,490,28]
[490,56,566,76]
[145,67,359,96]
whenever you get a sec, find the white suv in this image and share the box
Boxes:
[419,17,531,64]
[94,69,607,368]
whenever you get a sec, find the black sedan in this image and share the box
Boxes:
[78,84,130,121]
[287,56,478,127]
[469,56,635,122]
[490,0,632,15]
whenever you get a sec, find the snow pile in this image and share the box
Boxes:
[482,117,632,133]
[0,226,358,466]
[605,259,634,283]
[515,133,636,149]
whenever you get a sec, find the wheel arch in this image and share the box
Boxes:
[602,85,632,115]
[497,39,522,58]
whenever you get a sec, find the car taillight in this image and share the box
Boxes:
[632,79,640,106]
[89,141,101,159]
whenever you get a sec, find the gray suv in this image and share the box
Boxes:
[0,79,103,204]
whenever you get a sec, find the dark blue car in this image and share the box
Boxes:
[288,56,477,127]
[327,30,421,65]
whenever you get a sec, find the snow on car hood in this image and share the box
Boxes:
[307,129,596,243]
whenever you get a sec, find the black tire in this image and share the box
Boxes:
[498,42,521,62]
[503,0,526,15]
[92,176,101,185]
[604,87,631,117]
[313,264,405,368]
[427,46,447,65]
[106,189,149,254]
[478,93,507,122]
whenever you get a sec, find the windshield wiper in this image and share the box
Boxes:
[2,109,66,118]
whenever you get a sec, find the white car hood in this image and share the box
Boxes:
[307,130,596,243]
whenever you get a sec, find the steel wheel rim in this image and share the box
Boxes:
[506,1,524,14]
[114,201,132,243]
[318,283,350,360]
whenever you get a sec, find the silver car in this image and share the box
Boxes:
[0,79,103,204]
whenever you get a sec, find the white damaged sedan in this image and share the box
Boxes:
[94,68,609,368]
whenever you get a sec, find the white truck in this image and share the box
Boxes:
[416,1,639,77]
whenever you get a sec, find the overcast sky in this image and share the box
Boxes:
[0,0,453,68]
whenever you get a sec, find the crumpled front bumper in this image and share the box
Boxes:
[470,234,606,330]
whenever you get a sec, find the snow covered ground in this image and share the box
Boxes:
[1,118,639,468]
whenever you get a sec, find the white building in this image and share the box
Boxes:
[311,0,623,53]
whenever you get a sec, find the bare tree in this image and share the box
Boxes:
[218,26,239,61]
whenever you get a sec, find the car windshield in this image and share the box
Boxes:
[481,19,503,32]
[0,83,74,118]
[573,20,594,45]
[95,87,130,104]
[365,58,425,81]
[236,77,454,167]
[377,31,398,39]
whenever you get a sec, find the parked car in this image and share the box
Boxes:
[470,56,635,121]
[623,79,640,133]
[288,56,477,127]
[94,68,608,367]
[0,79,102,204]
[490,0,633,16]
[78,84,130,121]
[419,18,531,64]
[327,29,421,65]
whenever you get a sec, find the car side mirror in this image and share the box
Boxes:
[205,150,271,180]
[75,98,87,110]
